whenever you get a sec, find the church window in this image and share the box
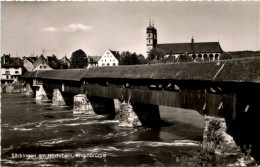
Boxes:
[107,63,110,66]
[40,65,42,69]
[113,63,116,66]
[209,54,214,61]
[198,54,202,58]
[215,54,219,60]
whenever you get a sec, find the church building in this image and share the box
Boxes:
[146,21,223,61]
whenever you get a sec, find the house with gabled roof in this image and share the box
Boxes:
[98,49,120,67]
[22,56,38,71]
[1,54,24,84]
[32,55,53,71]
[60,55,71,68]
[146,21,223,61]
[88,56,101,68]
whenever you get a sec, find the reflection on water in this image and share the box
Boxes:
[1,93,204,166]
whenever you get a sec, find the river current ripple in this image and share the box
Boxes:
[1,93,204,166]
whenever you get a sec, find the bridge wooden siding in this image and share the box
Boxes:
[22,57,260,120]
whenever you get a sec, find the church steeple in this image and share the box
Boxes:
[146,19,157,55]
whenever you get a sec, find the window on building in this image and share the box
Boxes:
[149,40,151,43]
[15,71,19,74]
[40,65,42,69]
[113,63,116,66]
[107,63,110,66]
[6,76,9,79]
[44,66,47,69]
[215,54,219,60]
[102,63,105,66]
[209,54,214,61]
[5,71,10,74]
[149,34,151,37]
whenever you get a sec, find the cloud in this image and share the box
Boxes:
[62,24,93,32]
[42,27,57,32]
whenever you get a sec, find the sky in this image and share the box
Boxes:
[2,2,260,58]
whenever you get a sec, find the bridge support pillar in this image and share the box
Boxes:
[88,96,115,117]
[119,101,142,128]
[35,85,48,101]
[73,94,94,114]
[25,84,34,96]
[132,103,161,129]
[52,89,66,106]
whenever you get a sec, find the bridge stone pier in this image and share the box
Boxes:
[52,89,66,106]
[22,57,260,161]
[73,94,94,114]
[35,85,48,101]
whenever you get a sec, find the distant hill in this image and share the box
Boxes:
[227,50,260,59]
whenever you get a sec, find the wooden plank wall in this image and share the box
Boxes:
[82,84,237,117]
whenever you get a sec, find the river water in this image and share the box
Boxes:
[1,93,205,166]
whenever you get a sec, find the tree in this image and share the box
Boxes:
[147,48,165,61]
[70,49,88,68]
[137,54,147,64]
[177,52,193,62]
[119,51,146,65]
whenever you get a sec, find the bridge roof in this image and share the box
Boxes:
[85,61,221,81]
[22,57,260,83]
[22,69,88,81]
[213,57,260,83]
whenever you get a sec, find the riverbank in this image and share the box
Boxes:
[1,82,26,93]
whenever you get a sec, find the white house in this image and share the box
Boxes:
[98,49,120,67]
[1,54,24,84]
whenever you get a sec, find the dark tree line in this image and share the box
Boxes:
[119,51,146,65]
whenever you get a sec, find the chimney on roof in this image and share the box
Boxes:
[191,36,194,44]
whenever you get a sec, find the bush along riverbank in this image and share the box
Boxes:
[177,116,257,166]
[2,82,26,93]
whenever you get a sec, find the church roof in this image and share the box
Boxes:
[156,42,223,54]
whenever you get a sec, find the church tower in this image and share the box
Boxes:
[146,19,157,55]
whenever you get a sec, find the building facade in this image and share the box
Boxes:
[146,22,223,61]
[98,49,120,67]
[1,54,24,84]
